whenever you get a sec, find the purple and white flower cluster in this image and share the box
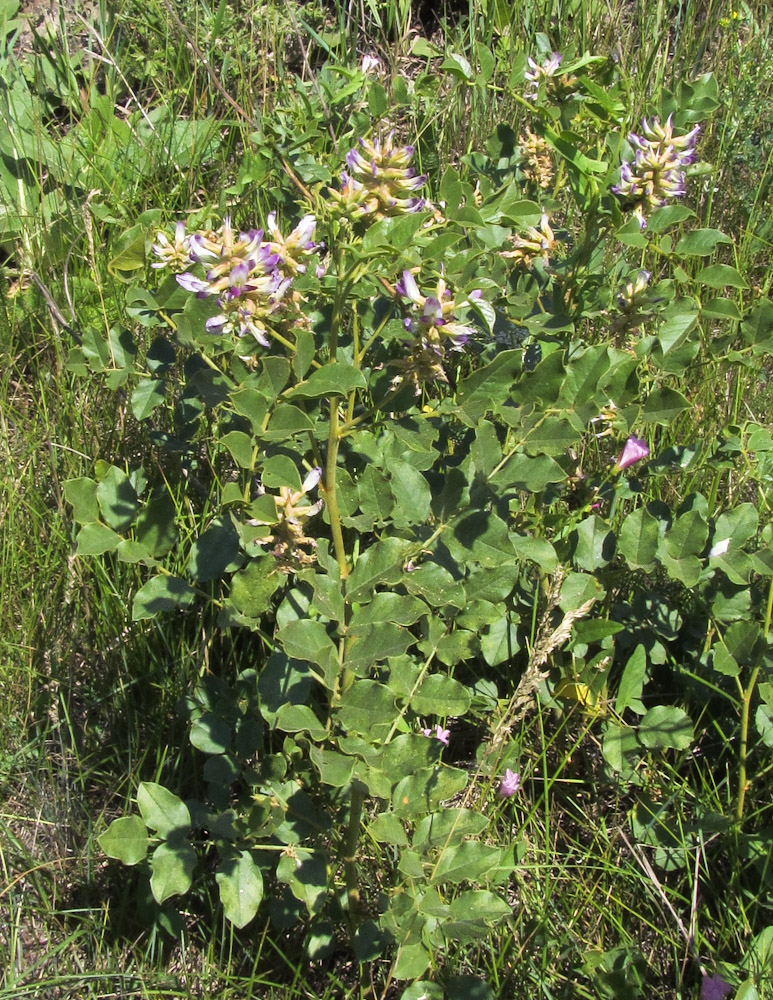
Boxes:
[612,115,700,229]
[500,211,557,268]
[524,52,577,102]
[525,52,564,100]
[151,214,318,349]
[396,269,482,352]
[331,132,427,220]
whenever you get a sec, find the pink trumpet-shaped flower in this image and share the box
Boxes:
[498,769,521,798]
[422,725,450,745]
[613,436,650,472]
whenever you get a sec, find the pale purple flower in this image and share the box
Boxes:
[498,769,521,798]
[396,269,481,351]
[330,132,427,220]
[302,467,322,493]
[264,212,318,275]
[151,220,190,270]
[524,52,577,101]
[361,54,382,75]
[422,725,450,745]
[701,973,732,1000]
[176,272,211,295]
[612,115,701,228]
[524,52,563,100]
[614,436,650,472]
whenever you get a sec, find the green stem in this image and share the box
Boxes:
[736,663,760,825]
[736,575,773,824]
[322,246,349,579]
[324,402,349,578]
[343,782,366,920]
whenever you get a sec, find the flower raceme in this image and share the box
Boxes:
[396,269,482,352]
[500,212,557,268]
[612,115,700,229]
[524,52,578,102]
[247,468,324,573]
[330,132,427,220]
[152,215,318,348]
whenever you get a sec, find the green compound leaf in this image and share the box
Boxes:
[455,349,521,423]
[135,494,178,557]
[430,841,503,884]
[410,674,471,717]
[618,506,660,571]
[228,557,282,619]
[388,460,432,528]
[309,746,356,787]
[96,465,139,530]
[444,510,515,568]
[230,387,269,432]
[638,705,693,751]
[188,516,242,582]
[276,849,328,915]
[150,840,197,904]
[284,361,366,399]
[264,404,315,440]
[336,681,397,739]
[646,205,695,230]
[190,713,232,754]
[368,813,410,846]
[220,430,255,469]
[403,562,466,608]
[64,477,100,523]
[132,575,196,620]
[137,782,191,837]
[216,849,264,928]
[257,653,311,723]
[98,815,149,865]
[278,619,337,669]
[346,537,414,603]
[393,940,432,981]
[357,465,394,525]
[412,809,489,851]
[641,386,689,425]
[443,890,511,942]
[489,452,567,491]
[130,377,165,421]
[393,766,469,818]
[674,228,733,256]
[349,593,428,627]
[696,263,749,289]
[276,704,328,740]
[75,521,123,556]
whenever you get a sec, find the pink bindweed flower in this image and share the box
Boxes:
[613,436,650,472]
[498,769,521,798]
[422,725,450,745]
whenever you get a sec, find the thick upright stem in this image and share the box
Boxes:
[324,403,349,579]
[737,576,773,823]
[736,664,760,825]
[343,782,366,919]
[321,246,350,580]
